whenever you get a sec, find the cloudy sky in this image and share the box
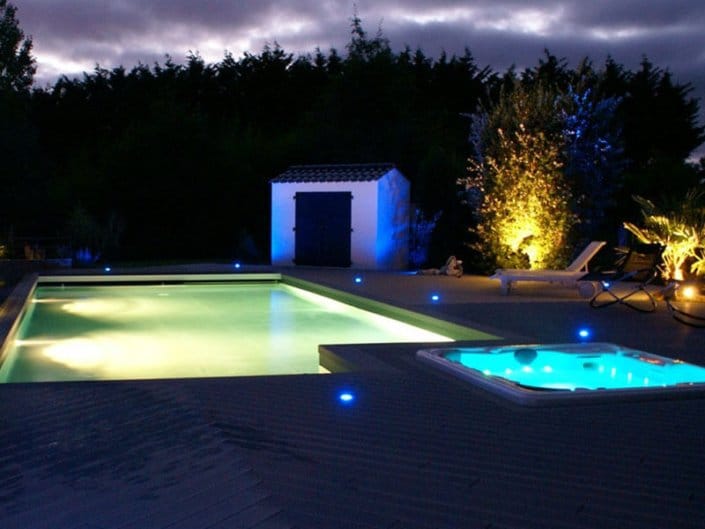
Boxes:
[13,0,705,157]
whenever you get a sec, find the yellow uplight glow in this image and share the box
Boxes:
[499,214,546,268]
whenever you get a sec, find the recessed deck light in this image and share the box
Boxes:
[338,391,355,404]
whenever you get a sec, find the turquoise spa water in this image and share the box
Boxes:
[443,343,705,391]
[0,282,452,383]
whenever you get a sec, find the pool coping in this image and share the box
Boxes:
[36,272,282,284]
[417,344,705,407]
[0,274,39,367]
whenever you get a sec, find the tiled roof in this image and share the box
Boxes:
[271,163,396,183]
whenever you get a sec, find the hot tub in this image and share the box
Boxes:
[417,343,705,405]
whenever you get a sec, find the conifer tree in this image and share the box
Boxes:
[0,0,35,92]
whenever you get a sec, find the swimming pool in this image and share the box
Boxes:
[0,274,491,383]
[417,343,705,405]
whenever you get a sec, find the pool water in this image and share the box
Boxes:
[442,343,705,390]
[1,282,452,383]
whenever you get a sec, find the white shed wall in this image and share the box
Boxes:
[376,169,410,269]
[350,183,379,267]
[270,180,379,267]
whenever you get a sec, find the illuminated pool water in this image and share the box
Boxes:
[1,281,455,383]
[418,343,705,405]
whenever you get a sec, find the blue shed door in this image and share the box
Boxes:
[294,192,352,267]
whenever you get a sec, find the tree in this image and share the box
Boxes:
[0,0,35,92]
[622,59,703,168]
[616,59,704,215]
[0,0,39,243]
[469,125,575,270]
[561,86,624,241]
[462,81,576,269]
[346,9,391,63]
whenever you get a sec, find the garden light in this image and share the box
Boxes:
[680,285,697,300]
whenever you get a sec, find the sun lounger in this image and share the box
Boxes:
[490,241,606,295]
[586,243,665,312]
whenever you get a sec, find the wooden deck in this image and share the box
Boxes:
[1,265,704,528]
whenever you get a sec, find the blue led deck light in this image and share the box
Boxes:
[431,293,440,302]
[104,266,112,273]
[353,275,363,284]
[338,391,355,404]
[578,327,591,340]
[233,261,242,269]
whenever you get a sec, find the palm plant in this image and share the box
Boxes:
[623,190,705,280]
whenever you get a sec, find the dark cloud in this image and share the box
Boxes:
[14,0,705,157]
[566,0,705,29]
[20,1,151,41]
